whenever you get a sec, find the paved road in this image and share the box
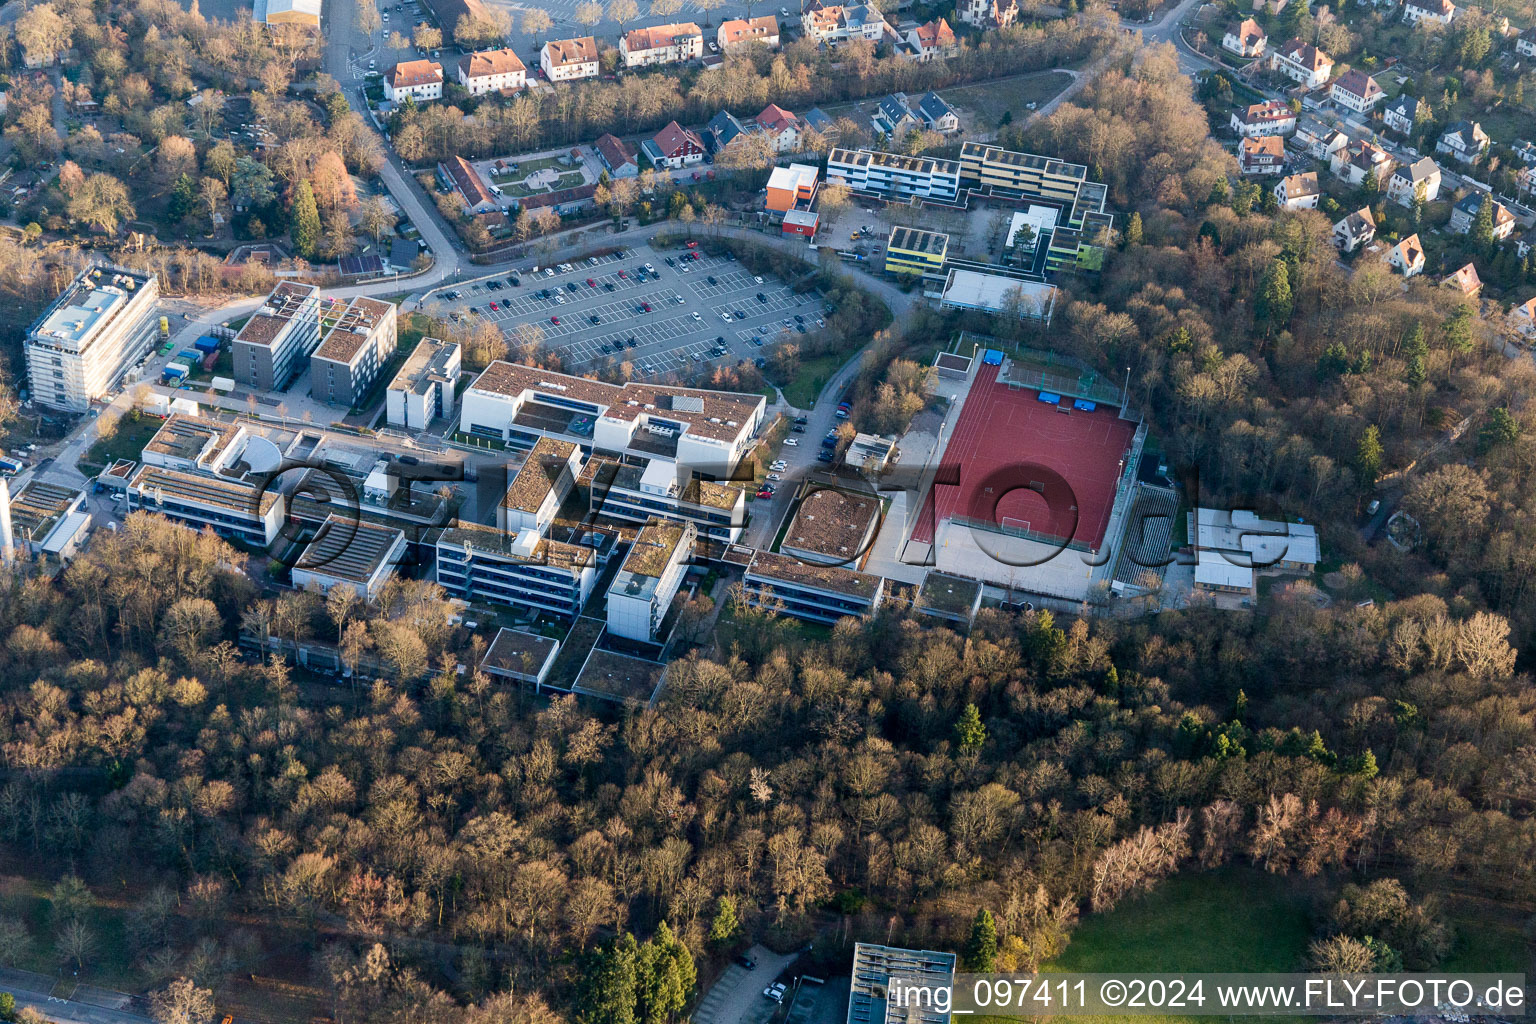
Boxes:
[0,968,152,1024]
[694,944,800,1024]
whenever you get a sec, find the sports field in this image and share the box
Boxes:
[912,364,1136,553]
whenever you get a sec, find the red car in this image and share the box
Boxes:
[686,240,698,248]
[642,302,652,312]
[586,277,596,286]
[551,316,561,324]
[618,270,627,277]
[489,302,498,311]
[755,489,772,499]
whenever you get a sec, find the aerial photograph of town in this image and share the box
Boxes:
[0,0,1530,1013]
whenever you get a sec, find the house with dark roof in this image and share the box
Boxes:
[1449,192,1515,240]
[1332,207,1377,252]
[1273,171,1320,210]
[916,91,958,133]
[872,93,919,136]
[1387,156,1441,206]
[642,121,706,169]
[1383,94,1423,135]
[704,111,748,154]
[1330,138,1393,186]
[1436,120,1489,163]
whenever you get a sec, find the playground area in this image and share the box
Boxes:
[475,147,600,200]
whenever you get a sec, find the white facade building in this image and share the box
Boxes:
[25,264,160,412]
[826,147,960,201]
[458,48,527,94]
[541,37,600,81]
[386,337,461,429]
[606,517,693,643]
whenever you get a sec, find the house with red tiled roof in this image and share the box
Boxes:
[754,103,801,152]
[1330,69,1384,112]
[540,37,599,82]
[619,22,703,67]
[1509,296,1536,339]
[1270,38,1332,87]
[458,48,526,95]
[1442,262,1481,297]
[1388,233,1426,277]
[385,60,443,103]
[906,18,957,60]
[1222,17,1267,56]
[1238,134,1286,175]
[642,121,706,169]
[440,155,498,214]
[594,133,638,178]
[716,15,779,51]
[1229,99,1296,138]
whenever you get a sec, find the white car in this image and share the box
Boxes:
[675,294,685,304]
[784,438,798,447]
[692,311,702,320]
[754,275,764,284]
[721,312,733,322]
[764,984,787,1003]
[644,262,656,272]
[767,473,782,481]
[770,460,787,470]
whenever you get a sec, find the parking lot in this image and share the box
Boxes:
[443,244,827,380]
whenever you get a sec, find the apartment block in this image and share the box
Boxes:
[25,264,160,412]
[310,296,398,408]
[233,282,322,391]
[619,22,703,66]
[741,550,885,623]
[956,142,1115,270]
[606,517,694,643]
[386,337,461,429]
[458,47,526,94]
[540,37,600,82]
[826,147,960,201]
[884,225,949,277]
[127,464,286,547]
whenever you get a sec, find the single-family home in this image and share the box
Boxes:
[1389,233,1426,277]
[1292,115,1349,160]
[1518,26,1536,57]
[1239,134,1287,175]
[1508,296,1536,338]
[1387,156,1442,206]
[385,60,443,103]
[1274,171,1321,209]
[1514,141,1536,167]
[872,93,920,136]
[594,133,638,178]
[916,91,959,133]
[717,15,780,51]
[540,37,600,82]
[1436,120,1490,163]
[1442,262,1482,297]
[1223,17,1268,56]
[955,0,1019,28]
[619,22,703,67]
[1403,0,1454,24]
[1270,38,1333,87]
[907,18,958,60]
[705,110,749,154]
[754,104,802,151]
[1449,192,1516,240]
[1331,138,1393,186]
[458,48,527,95]
[1231,100,1298,137]
[1330,69,1385,112]
[642,121,706,169]
[1333,207,1377,252]
[1383,94,1424,135]
[1522,164,1536,197]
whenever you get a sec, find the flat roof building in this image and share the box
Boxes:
[435,521,600,619]
[939,269,1057,322]
[884,226,949,278]
[6,480,86,556]
[781,487,880,565]
[254,0,321,26]
[386,337,461,430]
[291,515,407,600]
[741,549,885,624]
[1191,507,1320,597]
[141,414,250,475]
[827,147,960,202]
[128,464,286,547]
[233,282,322,392]
[915,570,984,626]
[607,517,694,643]
[480,626,561,689]
[26,264,160,412]
[500,436,582,535]
[311,296,398,408]
[849,944,957,1024]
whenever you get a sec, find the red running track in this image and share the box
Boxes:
[912,364,1136,551]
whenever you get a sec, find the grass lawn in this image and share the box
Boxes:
[1442,897,1531,972]
[780,351,846,409]
[937,71,1077,131]
[0,874,140,989]
[81,412,162,473]
[553,171,587,191]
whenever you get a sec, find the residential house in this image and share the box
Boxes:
[1274,171,1321,209]
[804,107,837,139]
[1332,207,1377,252]
[1387,156,1442,206]
[1403,0,1454,24]
[704,110,749,155]
[594,133,638,178]
[907,18,957,60]
[1292,115,1349,160]
[1389,233,1426,277]
[1522,164,1536,197]
[441,154,498,214]
[1436,120,1490,163]
[1508,296,1536,339]
[1442,262,1482,297]
[1270,38,1333,87]
[1238,134,1287,175]
[754,103,802,152]
[457,48,526,95]
[801,2,889,46]
[1383,94,1424,135]
[1330,69,1385,112]
[619,22,703,67]
[1330,138,1393,186]
[1230,99,1297,137]
[1514,140,1536,166]
[642,121,706,169]
[1449,192,1515,240]
[1222,18,1268,56]
[872,93,920,136]
[1518,26,1536,57]
[385,60,443,103]
[955,0,1018,28]
[540,37,600,81]
[717,15,779,51]
[916,91,959,132]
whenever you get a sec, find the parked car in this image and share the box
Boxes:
[551,316,561,324]
[784,438,798,447]
[764,984,787,1003]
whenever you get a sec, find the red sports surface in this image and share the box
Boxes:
[912,364,1136,552]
